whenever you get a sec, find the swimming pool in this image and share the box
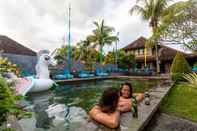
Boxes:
[19,78,162,131]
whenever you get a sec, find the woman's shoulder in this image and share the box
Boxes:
[119,96,128,100]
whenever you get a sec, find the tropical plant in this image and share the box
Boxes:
[0,77,30,126]
[1,128,15,131]
[117,50,136,69]
[170,52,191,81]
[124,52,136,70]
[81,48,100,71]
[54,45,79,65]
[194,62,197,67]
[87,19,118,63]
[181,73,197,89]
[159,0,197,54]
[0,58,19,76]
[76,39,100,70]
[104,51,115,64]
[76,39,91,61]
[130,0,191,73]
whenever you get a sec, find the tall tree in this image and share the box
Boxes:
[76,39,91,61]
[130,0,190,74]
[159,0,197,54]
[117,50,136,70]
[54,46,79,65]
[104,51,115,64]
[76,39,100,70]
[87,19,118,63]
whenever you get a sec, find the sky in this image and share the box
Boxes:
[0,0,155,53]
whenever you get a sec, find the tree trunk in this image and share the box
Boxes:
[153,23,160,75]
[155,42,160,74]
[100,45,103,64]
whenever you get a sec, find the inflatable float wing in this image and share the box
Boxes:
[15,77,35,96]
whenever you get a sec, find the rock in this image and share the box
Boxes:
[6,115,23,131]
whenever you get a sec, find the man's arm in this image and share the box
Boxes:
[89,106,120,128]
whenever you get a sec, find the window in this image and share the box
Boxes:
[138,49,140,55]
[130,50,134,54]
[140,49,144,55]
[135,50,138,55]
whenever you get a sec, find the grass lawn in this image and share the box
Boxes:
[161,84,197,122]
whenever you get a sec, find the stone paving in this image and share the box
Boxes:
[56,75,170,85]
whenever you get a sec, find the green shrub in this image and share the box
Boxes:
[0,58,20,76]
[2,128,15,131]
[194,62,197,67]
[170,52,191,81]
[182,73,197,89]
[0,77,16,124]
[117,50,136,69]
[0,77,29,125]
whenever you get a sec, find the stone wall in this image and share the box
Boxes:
[2,53,37,74]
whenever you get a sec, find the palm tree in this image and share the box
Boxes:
[76,40,100,70]
[54,46,77,65]
[130,0,189,74]
[182,73,197,89]
[76,39,91,61]
[87,19,118,63]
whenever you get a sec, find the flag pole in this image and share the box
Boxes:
[68,3,71,72]
[115,32,119,71]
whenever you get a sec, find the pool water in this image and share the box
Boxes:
[54,79,160,112]
[20,78,161,131]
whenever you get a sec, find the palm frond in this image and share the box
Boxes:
[93,21,100,29]
[181,73,197,89]
[136,0,149,4]
[155,0,168,15]
[130,5,146,16]
[162,0,191,17]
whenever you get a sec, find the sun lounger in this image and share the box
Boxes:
[78,71,95,78]
[95,69,109,76]
[54,69,73,80]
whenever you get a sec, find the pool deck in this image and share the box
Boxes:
[55,75,170,84]
[79,80,173,131]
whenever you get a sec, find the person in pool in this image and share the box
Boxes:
[118,82,144,112]
[89,87,120,129]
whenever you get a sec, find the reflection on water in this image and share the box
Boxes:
[20,90,89,131]
[19,79,161,131]
[29,91,54,129]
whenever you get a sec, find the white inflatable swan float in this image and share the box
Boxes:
[15,50,56,96]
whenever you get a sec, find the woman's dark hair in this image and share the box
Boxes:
[98,87,119,113]
[120,82,133,98]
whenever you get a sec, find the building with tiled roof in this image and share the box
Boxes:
[0,35,37,74]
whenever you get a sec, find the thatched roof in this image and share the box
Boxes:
[0,35,36,56]
[159,45,197,61]
[123,36,197,62]
[123,37,146,51]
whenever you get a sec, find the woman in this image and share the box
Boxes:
[118,82,144,112]
[89,87,120,128]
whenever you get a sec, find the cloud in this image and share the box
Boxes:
[0,0,150,53]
